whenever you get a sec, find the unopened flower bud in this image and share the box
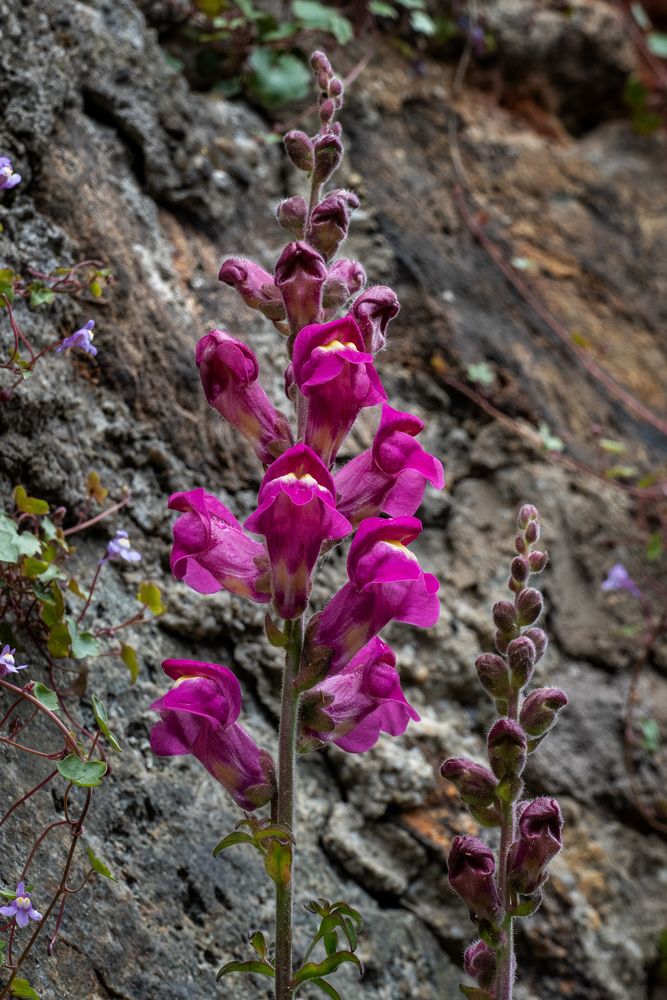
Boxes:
[464,939,496,990]
[276,196,308,239]
[322,259,366,309]
[507,636,536,690]
[319,97,335,124]
[329,121,342,137]
[528,550,548,573]
[519,687,567,737]
[329,77,344,98]
[475,653,510,699]
[311,50,332,75]
[492,600,516,633]
[516,588,543,626]
[487,718,527,779]
[518,504,538,527]
[515,533,527,555]
[275,241,327,333]
[508,797,563,894]
[218,258,285,321]
[524,627,548,662]
[313,134,343,185]
[525,520,540,544]
[448,836,500,924]
[284,130,314,172]
[441,757,498,808]
[495,630,509,655]
[511,556,529,583]
[308,191,356,260]
[352,285,400,354]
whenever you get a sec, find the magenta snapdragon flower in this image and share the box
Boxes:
[150,659,274,810]
[334,404,445,525]
[274,241,327,333]
[448,836,501,923]
[56,319,97,356]
[351,285,400,354]
[196,330,293,465]
[313,515,440,674]
[245,444,351,619]
[303,637,419,752]
[0,645,28,677]
[601,562,642,599]
[508,797,563,894]
[105,530,141,563]
[292,314,386,466]
[169,488,271,601]
[0,156,21,190]
[0,883,42,928]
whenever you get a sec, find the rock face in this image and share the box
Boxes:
[1,2,667,999]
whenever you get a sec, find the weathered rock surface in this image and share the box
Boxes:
[1,1,666,999]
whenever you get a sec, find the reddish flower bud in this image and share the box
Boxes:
[322,259,366,311]
[519,687,567,737]
[508,797,563,894]
[525,520,540,544]
[308,191,358,260]
[441,757,498,808]
[492,600,516,633]
[319,97,335,124]
[313,134,343,185]
[448,836,500,924]
[352,285,400,354]
[284,130,314,172]
[474,653,510,699]
[516,588,543,626]
[329,77,344,98]
[518,504,538,527]
[495,629,509,655]
[507,636,536,690]
[515,533,527,555]
[276,196,308,238]
[524,627,548,662]
[311,50,332,75]
[487,718,527,779]
[275,241,327,333]
[528,550,548,573]
[511,556,529,582]
[463,939,496,990]
[218,258,285,321]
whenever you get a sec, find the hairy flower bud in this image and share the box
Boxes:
[352,285,400,354]
[218,258,285,321]
[516,588,543,626]
[525,520,540,544]
[308,191,358,260]
[474,653,510,699]
[311,50,332,75]
[492,600,516,633]
[507,636,536,690]
[276,196,308,238]
[275,241,327,333]
[524,627,548,662]
[284,130,314,172]
[329,77,344,99]
[464,940,496,990]
[487,718,527,779]
[319,97,335,124]
[441,757,498,808]
[519,687,568,738]
[528,550,548,573]
[448,836,500,924]
[313,134,343,185]
[515,533,527,555]
[511,556,529,583]
[518,504,538,527]
[508,797,563,894]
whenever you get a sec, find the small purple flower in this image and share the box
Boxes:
[0,882,42,928]
[601,563,642,599]
[105,530,141,563]
[56,320,97,357]
[0,157,21,190]
[0,645,28,677]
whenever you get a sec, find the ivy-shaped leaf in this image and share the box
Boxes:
[57,754,107,787]
[33,683,60,713]
[66,618,100,659]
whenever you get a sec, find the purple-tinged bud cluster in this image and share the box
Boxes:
[0,156,21,190]
[441,505,565,996]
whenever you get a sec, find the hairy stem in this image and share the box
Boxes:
[496,690,520,999]
[274,616,303,1000]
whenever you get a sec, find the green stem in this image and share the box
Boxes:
[274,616,303,1000]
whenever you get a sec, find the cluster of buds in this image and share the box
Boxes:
[150,50,444,805]
[441,506,567,999]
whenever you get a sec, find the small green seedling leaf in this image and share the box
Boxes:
[33,683,60,712]
[86,845,118,881]
[137,581,165,616]
[120,644,140,683]
[91,694,121,752]
[10,979,40,1000]
[57,754,107,787]
[13,485,49,516]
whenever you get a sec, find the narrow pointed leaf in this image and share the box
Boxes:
[212,831,256,856]
[217,960,275,981]
[293,951,363,985]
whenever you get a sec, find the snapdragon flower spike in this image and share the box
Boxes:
[245,444,352,619]
[0,645,28,677]
[196,329,293,465]
[274,241,327,334]
[448,835,500,924]
[351,285,400,354]
[0,883,42,928]
[293,314,386,466]
[105,530,141,563]
[0,156,21,190]
[302,637,419,752]
[150,659,274,811]
[314,516,440,674]
[508,797,563,894]
[218,258,285,321]
[334,404,445,526]
[169,488,271,601]
[56,319,97,356]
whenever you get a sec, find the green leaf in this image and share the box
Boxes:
[265,613,288,647]
[13,485,49,516]
[66,618,100,659]
[40,517,57,541]
[293,951,363,986]
[86,845,118,881]
[646,531,663,562]
[311,979,342,1000]
[120,644,140,683]
[605,465,638,480]
[22,557,50,578]
[0,514,41,562]
[247,48,311,110]
[599,437,626,454]
[640,718,660,754]
[264,839,292,886]
[91,694,121,752]
[57,754,107,787]
[10,979,40,1000]
[89,279,103,298]
[394,0,426,8]
[369,1,398,16]
[291,0,353,43]
[459,988,492,1000]
[647,31,667,57]
[33,682,60,712]
[217,959,275,981]
[410,9,436,34]
[511,893,542,916]
[538,422,565,453]
[467,362,495,386]
[47,621,71,658]
[28,282,55,308]
[212,831,256,856]
[250,930,268,960]
[137,581,165,616]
